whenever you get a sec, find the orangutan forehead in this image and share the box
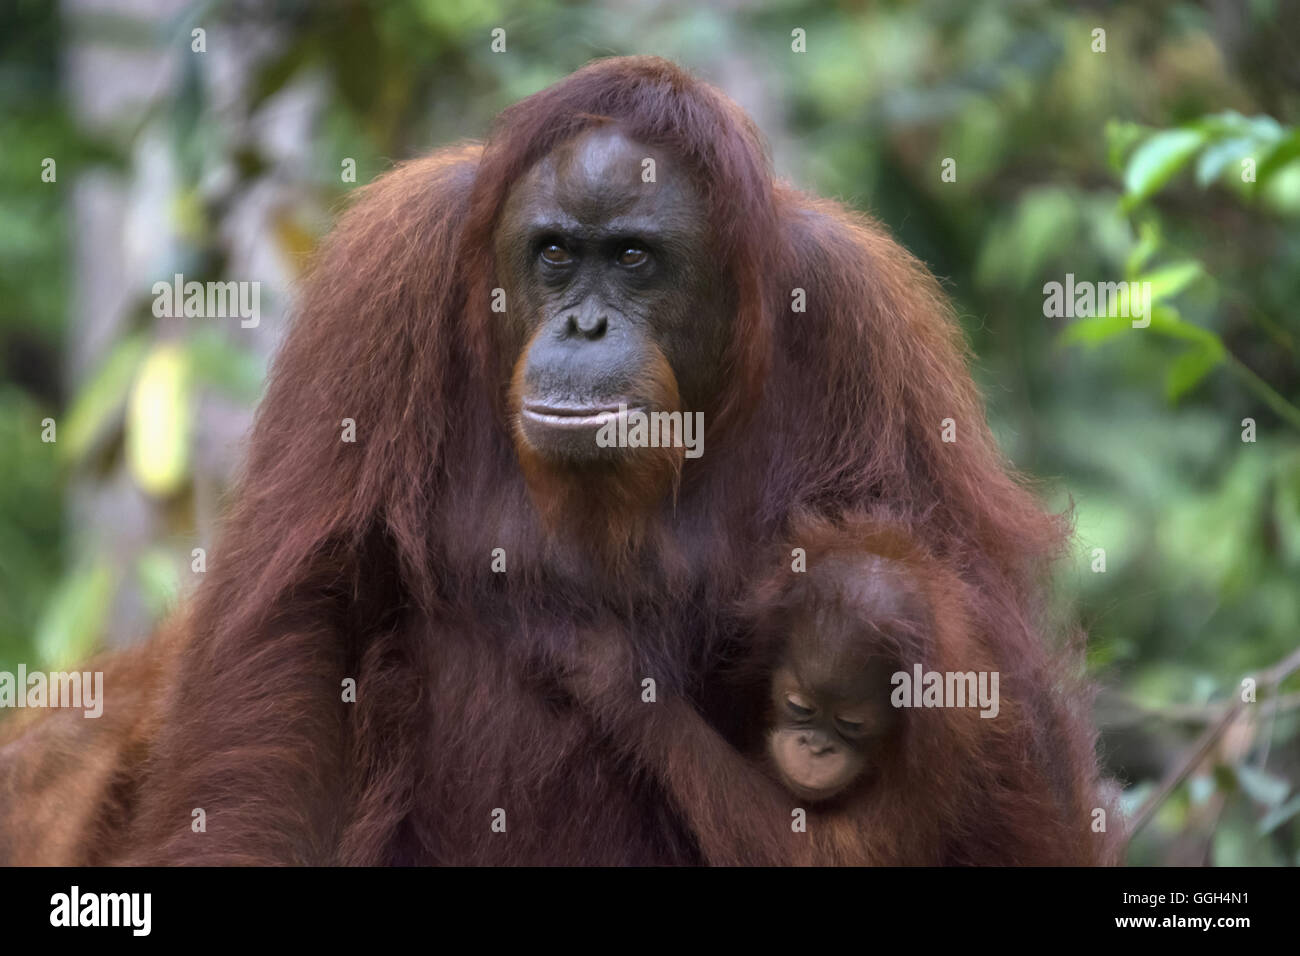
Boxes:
[508,126,702,228]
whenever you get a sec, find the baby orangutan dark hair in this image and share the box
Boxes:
[752,542,932,804]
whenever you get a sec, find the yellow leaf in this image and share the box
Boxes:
[126,343,193,497]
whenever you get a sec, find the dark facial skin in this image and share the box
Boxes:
[494,126,730,462]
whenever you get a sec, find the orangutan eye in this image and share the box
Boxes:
[617,246,648,267]
[540,243,572,265]
[785,694,815,718]
[834,715,866,737]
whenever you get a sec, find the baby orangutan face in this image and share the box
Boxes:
[766,606,901,803]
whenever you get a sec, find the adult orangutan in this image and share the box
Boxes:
[0,56,1115,865]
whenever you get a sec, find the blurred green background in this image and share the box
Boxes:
[2,0,1298,865]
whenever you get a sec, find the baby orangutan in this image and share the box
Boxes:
[758,553,914,805]
[554,513,1103,865]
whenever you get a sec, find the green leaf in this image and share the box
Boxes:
[1165,345,1225,401]
[33,559,116,669]
[1194,110,1271,140]
[1243,114,1284,142]
[1060,313,1132,349]
[1139,260,1205,304]
[1145,305,1226,349]
[1235,764,1291,808]
[1195,137,1254,187]
[1123,128,1206,206]
[1124,221,1161,279]
[1257,130,1300,186]
[1196,111,1283,145]
[60,334,149,465]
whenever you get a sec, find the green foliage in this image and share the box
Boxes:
[1124,129,1208,207]
[33,558,116,670]
[61,334,149,466]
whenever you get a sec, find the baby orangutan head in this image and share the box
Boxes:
[764,554,929,802]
